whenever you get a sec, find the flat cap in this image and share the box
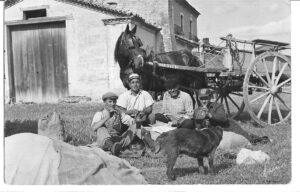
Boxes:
[198,88,212,98]
[102,92,118,101]
[128,73,140,82]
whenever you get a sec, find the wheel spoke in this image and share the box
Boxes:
[216,95,221,103]
[268,95,273,124]
[277,77,291,88]
[224,96,231,115]
[271,56,278,83]
[227,94,241,110]
[276,94,291,111]
[261,58,271,84]
[252,69,271,88]
[281,90,291,94]
[248,85,269,91]
[230,92,243,97]
[275,62,289,85]
[257,95,272,119]
[221,96,223,104]
[274,97,283,121]
[250,92,269,103]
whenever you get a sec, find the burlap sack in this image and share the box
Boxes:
[38,111,64,140]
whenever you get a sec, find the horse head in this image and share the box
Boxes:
[114,24,145,72]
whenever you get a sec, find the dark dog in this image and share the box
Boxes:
[156,127,223,181]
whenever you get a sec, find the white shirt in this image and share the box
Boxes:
[91,109,134,127]
[117,90,154,111]
[162,91,194,119]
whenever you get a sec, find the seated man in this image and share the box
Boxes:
[91,92,159,156]
[194,88,269,144]
[155,78,194,129]
[117,73,155,126]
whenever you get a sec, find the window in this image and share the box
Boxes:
[190,19,192,34]
[180,13,184,30]
[24,9,47,20]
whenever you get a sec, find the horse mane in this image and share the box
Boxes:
[114,32,124,63]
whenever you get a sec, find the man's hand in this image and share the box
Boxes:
[127,109,139,116]
[103,110,111,119]
[207,112,213,119]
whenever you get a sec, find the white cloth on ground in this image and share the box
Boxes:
[143,121,176,140]
[217,131,251,150]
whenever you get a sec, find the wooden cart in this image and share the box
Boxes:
[146,36,291,126]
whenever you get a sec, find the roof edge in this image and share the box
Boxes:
[103,16,161,32]
[174,0,200,17]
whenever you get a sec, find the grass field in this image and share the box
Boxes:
[4,101,291,184]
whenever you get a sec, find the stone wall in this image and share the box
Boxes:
[172,0,198,40]
[4,0,125,102]
[4,0,160,102]
[112,0,172,52]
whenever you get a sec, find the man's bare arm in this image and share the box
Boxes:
[91,112,110,132]
[118,106,138,116]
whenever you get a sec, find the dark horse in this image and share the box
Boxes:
[114,24,207,101]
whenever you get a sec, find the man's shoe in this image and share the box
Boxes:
[251,136,270,145]
[112,142,122,156]
[103,139,114,151]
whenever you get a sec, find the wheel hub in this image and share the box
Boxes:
[270,86,278,95]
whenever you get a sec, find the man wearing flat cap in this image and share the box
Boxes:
[117,73,156,126]
[194,88,270,144]
[194,88,228,129]
[91,91,159,156]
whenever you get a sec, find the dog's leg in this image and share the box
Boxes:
[166,149,178,181]
[208,149,216,175]
[203,157,209,174]
[197,156,205,174]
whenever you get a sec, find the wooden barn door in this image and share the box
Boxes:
[9,21,68,103]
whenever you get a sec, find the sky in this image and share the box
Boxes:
[187,0,291,45]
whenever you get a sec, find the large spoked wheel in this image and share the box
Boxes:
[215,90,245,119]
[243,52,291,126]
[213,77,245,119]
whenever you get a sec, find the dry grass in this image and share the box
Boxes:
[4,101,291,184]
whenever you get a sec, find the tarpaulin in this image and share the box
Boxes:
[5,133,147,185]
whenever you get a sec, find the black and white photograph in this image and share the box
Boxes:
[1,0,296,189]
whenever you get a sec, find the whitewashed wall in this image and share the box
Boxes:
[4,0,158,102]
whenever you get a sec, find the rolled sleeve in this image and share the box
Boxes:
[91,111,105,126]
[116,92,127,109]
[143,91,154,108]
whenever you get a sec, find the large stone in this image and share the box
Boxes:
[236,148,270,165]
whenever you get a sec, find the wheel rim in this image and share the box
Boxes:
[243,52,291,126]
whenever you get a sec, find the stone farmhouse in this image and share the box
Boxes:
[4,0,200,103]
